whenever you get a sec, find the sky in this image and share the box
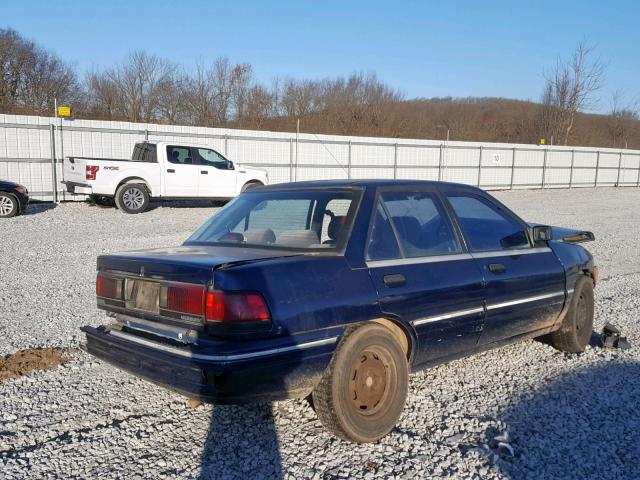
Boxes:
[3,0,639,112]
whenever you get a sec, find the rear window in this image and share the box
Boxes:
[131,143,157,162]
[186,189,361,251]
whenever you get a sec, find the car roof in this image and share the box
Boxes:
[257,179,483,192]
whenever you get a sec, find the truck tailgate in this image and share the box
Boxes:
[63,157,88,184]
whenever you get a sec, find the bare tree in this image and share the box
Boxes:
[0,28,81,114]
[229,63,252,121]
[607,91,639,148]
[540,41,605,145]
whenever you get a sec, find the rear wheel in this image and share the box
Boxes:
[0,193,18,218]
[114,183,149,214]
[544,276,594,352]
[312,323,408,443]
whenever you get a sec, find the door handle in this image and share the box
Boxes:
[383,274,406,288]
[200,170,208,174]
[488,263,506,274]
[167,169,175,173]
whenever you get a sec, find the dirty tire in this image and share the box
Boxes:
[312,323,408,443]
[0,193,19,218]
[545,276,594,353]
[114,183,149,214]
[241,181,263,193]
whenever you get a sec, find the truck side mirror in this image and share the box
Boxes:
[227,160,234,170]
[532,225,552,242]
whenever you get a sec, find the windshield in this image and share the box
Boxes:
[185,189,361,251]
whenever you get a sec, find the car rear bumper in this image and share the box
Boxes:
[80,325,337,404]
[62,181,93,195]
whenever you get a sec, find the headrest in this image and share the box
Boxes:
[243,228,276,244]
[276,230,320,248]
[328,215,347,240]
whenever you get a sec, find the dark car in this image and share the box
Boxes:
[0,180,29,218]
[81,180,596,443]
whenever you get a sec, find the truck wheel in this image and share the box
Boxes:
[312,323,408,443]
[241,181,263,193]
[115,184,149,214]
[544,276,594,353]
[0,193,19,218]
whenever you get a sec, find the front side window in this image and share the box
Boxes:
[380,191,460,258]
[186,189,360,250]
[446,194,529,251]
[167,146,194,165]
[195,148,229,169]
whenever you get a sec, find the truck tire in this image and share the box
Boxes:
[241,181,263,193]
[312,323,408,443]
[0,193,19,218]
[114,183,149,214]
[544,276,594,353]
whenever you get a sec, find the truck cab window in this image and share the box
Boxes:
[167,146,193,165]
[196,148,230,169]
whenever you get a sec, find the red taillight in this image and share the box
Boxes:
[96,273,121,299]
[205,291,270,323]
[165,284,206,316]
[86,165,99,180]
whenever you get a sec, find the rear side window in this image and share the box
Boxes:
[367,202,401,261]
[446,194,529,251]
[380,191,460,257]
[167,146,194,165]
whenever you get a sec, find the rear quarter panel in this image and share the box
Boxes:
[214,255,381,337]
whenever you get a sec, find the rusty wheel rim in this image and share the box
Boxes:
[348,347,392,416]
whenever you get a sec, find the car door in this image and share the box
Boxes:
[444,191,566,345]
[193,147,237,198]
[164,145,199,197]
[366,188,486,367]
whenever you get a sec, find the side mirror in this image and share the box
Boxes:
[532,225,552,243]
[227,160,234,170]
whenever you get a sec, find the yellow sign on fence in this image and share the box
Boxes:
[57,106,71,117]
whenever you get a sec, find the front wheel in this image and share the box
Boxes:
[312,323,409,443]
[114,183,150,214]
[0,193,19,218]
[544,275,594,353]
[241,181,263,193]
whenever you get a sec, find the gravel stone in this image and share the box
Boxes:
[1,189,640,479]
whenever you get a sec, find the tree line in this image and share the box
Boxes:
[1,28,638,149]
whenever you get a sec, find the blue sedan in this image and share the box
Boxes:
[81,180,596,443]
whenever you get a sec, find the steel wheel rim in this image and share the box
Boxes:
[349,346,392,416]
[122,188,144,210]
[0,196,14,216]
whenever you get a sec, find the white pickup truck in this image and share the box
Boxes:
[62,141,269,213]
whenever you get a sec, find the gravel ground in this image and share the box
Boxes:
[1,188,639,479]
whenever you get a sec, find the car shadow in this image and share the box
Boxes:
[199,403,284,479]
[484,359,640,479]
[22,201,57,215]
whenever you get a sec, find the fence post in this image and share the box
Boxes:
[224,134,229,156]
[541,148,548,189]
[509,147,516,189]
[347,140,352,179]
[289,138,294,182]
[393,142,398,179]
[616,151,623,187]
[476,146,482,186]
[144,129,149,141]
[49,124,58,203]
[594,151,600,187]
[438,144,443,181]
[569,149,575,188]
